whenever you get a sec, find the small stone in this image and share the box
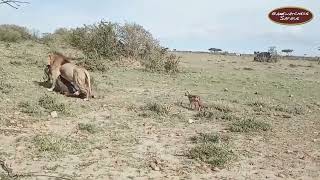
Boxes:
[50,111,58,118]
[224,88,229,92]
[277,173,286,178]
[286,150,294,154]
[254,92,258,95]
[212,167,220,172]
[150,162,160,171]
[299,155,306,160]
[188,119,195,124]
[313,139,317,142]
[289,94,294,98]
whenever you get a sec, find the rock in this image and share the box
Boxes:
[277,173,286,178]
[50,111,58,118]
[212,167,220,172]
[289,94,294,98]
[150,162,160,171]
[286,150,294,154]
[254,92,259,95]
[224,88,229,92]
[188,119,195,124]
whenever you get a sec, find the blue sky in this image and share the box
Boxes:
[0,0,319,56]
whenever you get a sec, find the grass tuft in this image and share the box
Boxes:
[230,118,271,132]
[190,133,220,144]
[18,101,40,115]
[78,123,98,134]
[187,143,234,167]
[143,102,172,116]
[32,134,84,158]
[207,101,233,113]
[38,94,67,114]
[0,81,14,94]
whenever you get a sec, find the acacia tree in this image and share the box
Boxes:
[208,48,222,54]
[282,49,294,56]
[268,46,277,55]
[0,0,29,9]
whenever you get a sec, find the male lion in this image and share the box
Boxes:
[44,65,78,96]
[47,53,93,100]
[47,52,72,92]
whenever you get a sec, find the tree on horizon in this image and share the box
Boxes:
[281,49,294,56]
[208,48,222,54]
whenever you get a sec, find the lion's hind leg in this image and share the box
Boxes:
[73,68,90,100]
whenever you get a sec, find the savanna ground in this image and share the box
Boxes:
[0,41,319,179]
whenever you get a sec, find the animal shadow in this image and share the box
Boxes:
[33,80,51,88]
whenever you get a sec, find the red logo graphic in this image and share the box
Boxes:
[268,7,314,25]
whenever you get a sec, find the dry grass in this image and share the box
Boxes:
[0,41,319,179]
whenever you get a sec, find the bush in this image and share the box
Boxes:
[66,21,180,73]
[190,133,220,144]
[142,102,172,116]
[18,102,40,115]
[68,21,120,60]
[117,23,159,58]
[0,24,32,42]
[187,143,234,167]
[78,123,98,134]
[230,118,271,132]
[32,134,84,158]
[0,81,13,94]
[40,28,72,46]
[38,94,67,114]
[76,58,108,72]
[164,54,180,73]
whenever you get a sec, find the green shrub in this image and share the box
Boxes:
[68,21,120,60]
[18,102,40,115]
[38,94,67,113]
[0,81,13,94]
[230,118,271,132]
[164,54,180,73]
[190,133,220,144]
[0,24,32,42]
[66,21,180,73]
[187,143,234,167]
[76,58,108,72]
[32,134,84,158]
[78,123,98,134]
[142,102,172,116]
